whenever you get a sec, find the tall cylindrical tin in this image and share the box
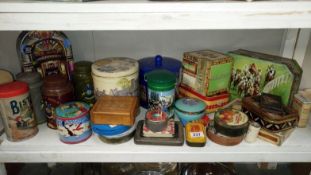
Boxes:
[0,81,38,142]
[42,75,74,129]
[73,61,95,105]
[139,55,181,108]
[16,72,46,124]
[146,69,176,118]
[92,57,139,99]
[55,101,92,144]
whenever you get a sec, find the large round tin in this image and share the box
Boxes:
[55,101,92,144]
[139,55,181,108]
[146,69,176,118]
[73,61,95,105]
[92,57,139,99]
[16,72,46,124]
[0,81,38,142]
[214,109,249,137]
[98,122,136,144]
[174,97,206,126]
[42,75,74,129]
[0,69,13,85]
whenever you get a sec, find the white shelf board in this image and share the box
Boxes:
[1,108,311,163]
[0,0,311,30]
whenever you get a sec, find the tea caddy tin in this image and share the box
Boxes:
[0,81,38,142]
[174,97,206,126]
[292,93,311,128]
[42,75,74,129]
[145,69,176,118]
[55,101,92,144]
[73,61,95,105]
[0,69,13,85]
[139,55,181,108]
[92,57,138,99]
[16,72,46,124]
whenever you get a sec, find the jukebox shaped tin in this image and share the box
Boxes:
[17,31,74,80]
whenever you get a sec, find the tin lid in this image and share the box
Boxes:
[215,109,249,127]
[92,57,138,77]
[139,55,181,73]
[145,69,176,91]
[74,61,92,73]
[92,124,130,136]
[0,69,13,85]
[0,81,29,98]
[56,101,90,119]
[16,72,42,85]
[175,98,206,113]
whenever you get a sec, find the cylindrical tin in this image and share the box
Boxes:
[16,72,46,124]
[42,75,74,129]
[146,70,176,118]
[292,93,311,128]
[244,122,261,143]
[73,61,95,105]
[0,81,38,142]
[98,123,136,144]
[92,57,139,99]
[55,101,92,144]
[139,55,181,108]
[0,69,14,85]
[145,108,168,132]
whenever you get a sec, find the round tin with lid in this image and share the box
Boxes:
[0,81,38,142]
[145,108,168,132]
[0,69,13,85]
[42,75,74,129]
[139,55,181,108]
[92,57,139,99]
[214,109,249,137]
[73,61,95,105]
[174,97,206,126]
[16,72,46,124]
[55,101,92,144]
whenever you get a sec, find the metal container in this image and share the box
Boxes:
[292,93,311,128]
[42,75,74,129]
[92,57,139,99]
[139,55,181,108]
[145,108,168,132]
[55,101,92,144]
[0,81,38,142]
[146,70,176,118]
[73,61,95,105]
[16,72,46,124]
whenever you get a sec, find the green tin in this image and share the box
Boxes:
[73,61,95,105]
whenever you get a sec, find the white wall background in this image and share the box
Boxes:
[0,30,309,89]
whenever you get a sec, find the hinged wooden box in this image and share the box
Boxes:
[90,96,139,126]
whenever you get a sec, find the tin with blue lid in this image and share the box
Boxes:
[55,101,92,144]
[139,55,181,108]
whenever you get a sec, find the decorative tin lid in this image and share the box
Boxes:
[145,69,176,91]
[56,101,90,119]
[92,57,138,77]
[175,98,206,113]
[74,61,92,73]
[215,109,248,126]
[16,72,42,85]
[139,55,181,73]
[0,69,13,85]
[0,81,29,98]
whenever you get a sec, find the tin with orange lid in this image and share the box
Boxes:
[0,81,38,142]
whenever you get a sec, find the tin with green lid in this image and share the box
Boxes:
[73,61,95,105]
[146,69,176,118]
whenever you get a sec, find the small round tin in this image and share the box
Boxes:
[145,108,168,132]
[214,109,249,137]
[174,97,206,126]
[92,57,139,99]
[55,101,92,144]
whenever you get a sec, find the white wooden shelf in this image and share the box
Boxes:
[1,108,311,163]
[0,0,311,30]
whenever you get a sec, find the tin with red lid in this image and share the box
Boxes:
[0,81,38,142]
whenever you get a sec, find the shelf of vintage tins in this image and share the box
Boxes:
[1,108,311,162]
[0,0,311,30]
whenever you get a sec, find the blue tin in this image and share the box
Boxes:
[55,101,92,144]
[139,55,181,109]
[92,124,130,136]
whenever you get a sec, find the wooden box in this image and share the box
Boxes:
[181,49,232,96]
[90,96,139,126]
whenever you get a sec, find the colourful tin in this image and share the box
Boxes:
[55,101,92,144]
[146,69,176,118]
[139,55,181,108]
[92,57,139,99]
[174,97,206,126]
[0,81,38,142]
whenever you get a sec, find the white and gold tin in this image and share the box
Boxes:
[92,57,139,99]
[293,93,311,128]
